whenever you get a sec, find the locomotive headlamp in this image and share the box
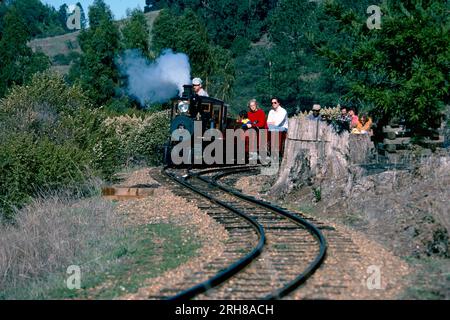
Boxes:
[178,101,190,113]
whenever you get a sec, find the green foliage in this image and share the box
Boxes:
[0,71,92,116]
[76,2,87,30]
[230,46,271,113]
[152,9,210,77]
[70,0,121,107]
[163,0,278,49]
[0,72,110,219]
[152,9,235,100]
[266,0,367,113]
[122,9,151,56]
[52,52,81,66]
[0,0,66,38]
[320,0,450,133]
[0,5,50,97]
[0,132,89,220]
[99,111,170,167]
[132,111,170,165]
[87,0,114,29]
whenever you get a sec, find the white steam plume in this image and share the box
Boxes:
[118,49,191,106]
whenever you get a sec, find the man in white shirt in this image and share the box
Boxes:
[267,98,288,132]
[192,78,209,97]
[266,97,288,158]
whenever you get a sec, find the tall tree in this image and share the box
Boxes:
[266,0,378,113]
[87,0,113,28]
[122,8,150,56]
[319,0,450,134]
[3,0,65,38]
[164,0,278,49]
[69,0,121,106]
[0,6,49,97]
[152,9,210,78]
[58,3,68,31]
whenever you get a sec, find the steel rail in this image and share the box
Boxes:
[162,167,266,301]
[191,166,328,299]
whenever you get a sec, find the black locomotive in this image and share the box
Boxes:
[163,85,234,166]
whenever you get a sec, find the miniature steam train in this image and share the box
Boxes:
[163,85,234,167]
[163,85,287,167]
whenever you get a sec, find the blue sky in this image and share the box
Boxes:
[42,0,146,20]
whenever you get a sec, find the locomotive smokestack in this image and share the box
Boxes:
[182,85,193,100]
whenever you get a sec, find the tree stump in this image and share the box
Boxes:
[269,116,374,196]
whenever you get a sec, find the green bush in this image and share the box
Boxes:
[100,111,170,167]
[0,72,108,220]
[0,71,171,220]
[0,133,90,220]
[132,111,170,165]
[52,54,71,66]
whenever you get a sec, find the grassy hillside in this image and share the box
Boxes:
[27,10,160,75]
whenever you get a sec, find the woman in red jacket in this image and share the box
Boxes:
[246,99,267,129]
[246,99,267,159]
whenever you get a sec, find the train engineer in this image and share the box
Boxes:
[192,77,208,97]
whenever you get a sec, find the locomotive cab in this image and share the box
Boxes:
[169,85,227,132]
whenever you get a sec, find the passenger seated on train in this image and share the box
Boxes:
[267,98,288,131]
[348,108,359,128]
[247,99,267,130]
[306,104,323,121]
[352,114,373,135]
[246,99,267,161]
[267,97,288,159]
[237,110,251,129]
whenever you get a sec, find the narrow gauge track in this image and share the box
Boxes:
[160,166,327,300]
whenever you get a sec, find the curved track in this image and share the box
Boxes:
[160,166,327,300]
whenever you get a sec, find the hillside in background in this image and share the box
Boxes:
[28,10,160,75]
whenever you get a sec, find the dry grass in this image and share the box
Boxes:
[0,189,125,299]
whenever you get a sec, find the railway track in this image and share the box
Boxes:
[152,166,327,300]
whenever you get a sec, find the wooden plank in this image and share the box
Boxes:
[423,136,445,144]
[382,126,407,134]
[383,137,411,145]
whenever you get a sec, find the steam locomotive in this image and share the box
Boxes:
[163,85,235,166]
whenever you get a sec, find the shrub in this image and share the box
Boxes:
[0,71,170,218]
[0,70,92,116]
[52,54,71,65]
[0,133,91,220]
[0,71,108,219]
[99,110,170,166]
[132,110,170,165]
